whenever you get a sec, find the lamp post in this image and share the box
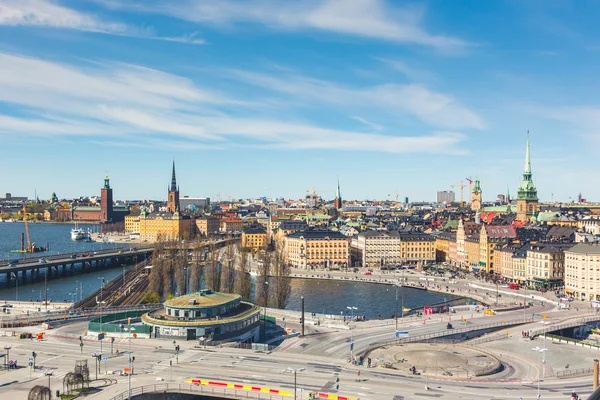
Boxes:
[263,281,270,338]
[287,367,305,400]
[532,346,547,399]
[97,277,105,353]
[44,269,48,311]
[45,369,52,396]
[347,306,357,362]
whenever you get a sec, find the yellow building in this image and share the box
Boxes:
[565,243,600,301]
[242,227,267,251]
[399,232,435,265]
[465,237,480,270]
[435,233,452,263]
[274,220,308,244]
[195,216,220,237]
[478,225,517,274]
[138,211,193,242]
[125,215,140,233]
[285,230,349,269]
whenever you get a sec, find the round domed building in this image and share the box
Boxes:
[142,289,261,343]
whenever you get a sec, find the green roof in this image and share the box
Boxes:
[481,205,516,213]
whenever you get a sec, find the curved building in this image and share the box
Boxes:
[142,290,261,343]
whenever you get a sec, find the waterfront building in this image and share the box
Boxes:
[71,175,129,223]
[435,232,453,263]
[437,190,455,204]
[141,289,261,343]
[465,236,481,271]
[124,214,140,233]
[526,244,569,289]
[195,216,220,237]
[353,230,401,268]
[241,227,267,251]
[399,232,435,265]
[334,178,343,210]
[516,133,539,222]
[479,225,517,274]
[471,178,482,211]
[167,161,180,213]
[565,243,600,301]
[284,230,349,269]
[138,210,194,242]
[456,219,482,269]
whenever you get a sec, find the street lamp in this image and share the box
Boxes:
[286,367,305,400]
[532,346,547,399]
[347,306,357,362]
[97,277,105,353]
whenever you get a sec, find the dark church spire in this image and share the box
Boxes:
[170,160,177,192]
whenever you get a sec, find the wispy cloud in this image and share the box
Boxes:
[0,52,471,154]
[351,116,384,131]
[373,57,438,83]
[228,69,485,130]
[0,0,205,44]
[94,0,469,52]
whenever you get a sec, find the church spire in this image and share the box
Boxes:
[336,176,341,199]
[524,130,531,176]
[170,160,177,192]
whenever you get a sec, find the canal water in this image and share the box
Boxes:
[0,222,125,260]
[0,223,460,316]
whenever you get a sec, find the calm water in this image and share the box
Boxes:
[0,222,125,260]
[285,278,460,318]
[0,223,460,315]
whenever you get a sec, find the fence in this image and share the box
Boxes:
[360,317,534,357]
[110,383,290,400]
[530,313,600,337]
[88,310,152,334]
[556,367,594,378]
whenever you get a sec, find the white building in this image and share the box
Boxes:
[565,243,600,301]
[352,230,401,268]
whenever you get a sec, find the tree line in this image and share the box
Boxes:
[144,240,291,309]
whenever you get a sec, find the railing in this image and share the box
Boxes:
[556,367,594,378]
[360,317,533,356]
[0,304,161,328]
[88,310,153,334]
[530,313,600,337]
[467,333,509,345]
[0,246,154,266]
[110,383,289,400]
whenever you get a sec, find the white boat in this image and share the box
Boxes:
[5,219,14,223]
[71,223,85,240]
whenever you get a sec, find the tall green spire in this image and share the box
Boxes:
[472,177,482,194]
[517,131,538,201]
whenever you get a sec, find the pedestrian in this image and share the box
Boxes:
[368,358,372,368]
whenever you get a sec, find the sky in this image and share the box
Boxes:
[0,0,599,203]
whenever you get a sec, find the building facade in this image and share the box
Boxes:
[526,244,567,288]
[285,230,349,269]
[437,191,455,204]
[353,231,401,268]
[399,232,435,265]
[241,227,267,250]
[138,211,194,242]
[195,216,220,237]
[565,243,600,301]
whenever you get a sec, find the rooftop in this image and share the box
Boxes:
[287,230,347,240]
[566,243,600,255]
[164,290,240,309]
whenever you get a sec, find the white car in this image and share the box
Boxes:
[501,284,510,288]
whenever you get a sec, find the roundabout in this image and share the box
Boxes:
[367,343,502,378]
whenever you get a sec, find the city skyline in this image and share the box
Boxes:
[1,1,599,201]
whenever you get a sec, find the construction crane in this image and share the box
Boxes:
[23,201,32,252]
[450,181,467,208]
[387,192,400,209]
[11,201,47,253]
[465,177,473,204]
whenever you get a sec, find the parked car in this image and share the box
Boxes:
[509,283,519,290]
[364,271,372,275]
[39,258,47,264]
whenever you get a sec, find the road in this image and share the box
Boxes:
[0,321,593,400]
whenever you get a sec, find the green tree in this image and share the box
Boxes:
[141,290,161,304]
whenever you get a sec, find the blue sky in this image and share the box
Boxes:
[0,0,599,203]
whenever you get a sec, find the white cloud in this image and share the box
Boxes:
[0,52,470,154]
[0,0,205,44]
[228,70,485,130]
[95,0,468,51]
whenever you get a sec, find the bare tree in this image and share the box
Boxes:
[204,241,221,291]
[234,245,253,301]
[221,242,236,293]
[189,244,202,293]
[149,244,164,297]
[271,245,292,309]
[256,250,271,307]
